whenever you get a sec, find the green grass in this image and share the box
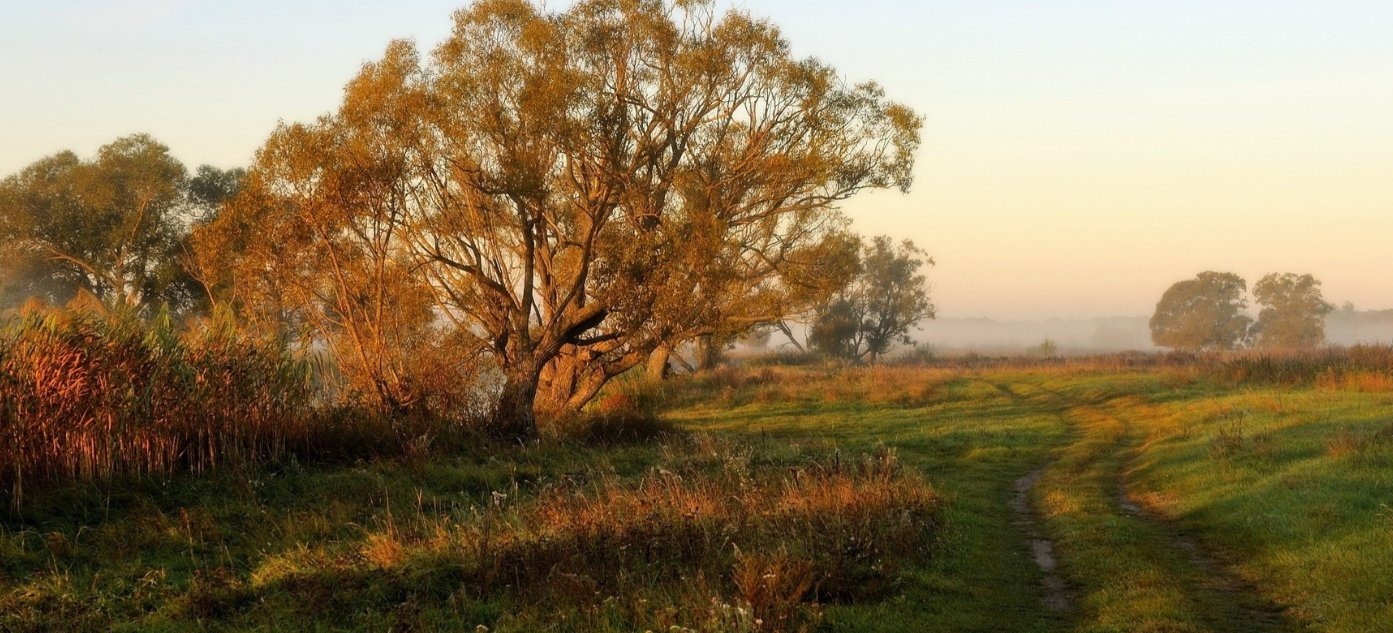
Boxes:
[1107,378,1393,632]
[984,368,1391,633]
[1003,373,1296,633]
[5,363,1393,631]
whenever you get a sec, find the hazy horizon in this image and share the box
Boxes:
[4,0,1390,319]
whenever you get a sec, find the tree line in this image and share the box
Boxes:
[1150,271,1335,351]
[0,0,935,439]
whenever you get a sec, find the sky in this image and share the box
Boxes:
[3,0,1391,319]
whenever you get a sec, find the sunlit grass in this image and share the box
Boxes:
[0,433,938,632]
[669,368,1069,632]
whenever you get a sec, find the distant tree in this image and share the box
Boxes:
[771,231,863,354]
[1149,271,1252,351]
[1036,338,1059,359]
[809,236,935,364]
[1250,273,1333,349]
[0,135,214,313]
[188,165,246,220]
[808,297,863,360]
[180,165,246,308]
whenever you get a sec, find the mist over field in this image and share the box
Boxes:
[910,309,1393,356]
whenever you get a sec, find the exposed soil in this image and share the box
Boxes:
[1010,467,1072,612]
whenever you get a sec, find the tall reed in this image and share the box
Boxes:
[0,307,314,504]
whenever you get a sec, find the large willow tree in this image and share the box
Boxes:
[204,0,921,438]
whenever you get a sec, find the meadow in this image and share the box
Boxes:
[3,356,1392,631]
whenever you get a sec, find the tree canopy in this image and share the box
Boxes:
[1149,271,1252,351]
[195,0,922,437]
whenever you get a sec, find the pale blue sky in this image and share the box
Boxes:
[3,1,1391,318]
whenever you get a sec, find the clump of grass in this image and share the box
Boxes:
[1326,423,1393,461]
[470,449,930,599]
[731,549,822,632]
[1209,414,1250,461]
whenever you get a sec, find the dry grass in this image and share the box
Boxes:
[0,306,504,506]
[1217,345,1393,388]
[246,448,942,631]
[1315,370,1393,392]
[1326,423,1393,460]
[675,365,960,409]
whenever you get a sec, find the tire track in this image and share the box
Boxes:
[1035,383,1303,632]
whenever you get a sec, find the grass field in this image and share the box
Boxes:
[4,362,1392,631]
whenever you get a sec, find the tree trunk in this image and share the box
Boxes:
[564,369,609,413]
[536,351,579,418]
[775,321,807,353]
[646,344,672,381]
[496,369,539,441]
[695,334,723,371]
